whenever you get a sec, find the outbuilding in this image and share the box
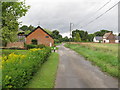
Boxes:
[93,36,103,43]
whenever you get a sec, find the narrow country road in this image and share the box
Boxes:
[55,44,118,88]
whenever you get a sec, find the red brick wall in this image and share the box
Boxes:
[26,28,54,46]
[7,42,24,48]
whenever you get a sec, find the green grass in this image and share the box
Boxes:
[25,53,59,88]
[65,43,119,78]
[54,43,62,46]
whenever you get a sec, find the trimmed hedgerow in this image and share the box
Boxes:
[2,47,51,88]
[25,44,46,49]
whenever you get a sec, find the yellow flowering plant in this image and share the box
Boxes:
[2,47,51,88]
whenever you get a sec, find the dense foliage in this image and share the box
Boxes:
[26,53,59,88]
[25,44,46,49]
[71,29,113,42]
[51,30,63,43]
[72,30,94,42]
[2,47,51,88]
[1,1,30,46]
[94,30,112,36]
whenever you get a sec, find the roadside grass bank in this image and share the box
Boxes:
[65,43,119,78]
[25,53,59,88]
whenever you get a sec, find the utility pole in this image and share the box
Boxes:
[70,23,72,36]
[69,22,74,43]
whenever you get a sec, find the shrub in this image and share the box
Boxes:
[36,44,45,49]
[25,44,46,49]
[25,44,37,49]
[2,47,51,88]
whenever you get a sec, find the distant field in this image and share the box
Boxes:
[65,43,119,78]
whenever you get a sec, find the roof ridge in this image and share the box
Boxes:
[26,26,53,39]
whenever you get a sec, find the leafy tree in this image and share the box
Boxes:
[51,30,62,43]
[28,25,35,31]
[74,32,81,42]
[69,37,74,42]
[20,25,35,31]
[118,33,120,36]
[63,36,69,42]
[87,34,95,42]
[72,29,88,41]
[20,25,29,31]
[94,30,111,36]
[1,1,30,46]
[25,30,31,34]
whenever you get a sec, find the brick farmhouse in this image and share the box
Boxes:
[7,26,54,48]
[25,26,54,46]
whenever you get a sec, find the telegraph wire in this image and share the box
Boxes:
[76,0,112,27]
[80,1,119,28]
[96,0,111,12]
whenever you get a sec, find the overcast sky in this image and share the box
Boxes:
[19,0,119,37]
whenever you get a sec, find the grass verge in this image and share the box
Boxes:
[65,43,118,78]
[25,53,59,88]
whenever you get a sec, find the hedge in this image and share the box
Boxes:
[2,47,51,88]
[25,44,46,49]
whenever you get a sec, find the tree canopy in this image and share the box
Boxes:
[74,32,81,42]
[1,1,30,46]
[94,30,112,36]
[72,30,89,42]
[51,30,62,43]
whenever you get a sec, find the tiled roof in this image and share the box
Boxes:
[26,26,53,39]
[95,36,103,40]
[115,36,120,40]
[103,32,112,38]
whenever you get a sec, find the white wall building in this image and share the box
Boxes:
[93,36,103,43]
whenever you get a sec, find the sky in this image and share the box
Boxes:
[19,0,119,37]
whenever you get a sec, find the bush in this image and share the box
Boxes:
[25,44,36,49]
[36,44,45,48]
[25,44,46,49]
[2,47,51,88]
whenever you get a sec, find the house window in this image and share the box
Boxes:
[45,36,49,38]
[31,39,38,45]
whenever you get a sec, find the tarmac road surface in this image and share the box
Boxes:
[55,44,118,88]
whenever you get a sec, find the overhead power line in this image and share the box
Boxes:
[96,0,111,12]
[81,1,119,28]
[76,0,111,27]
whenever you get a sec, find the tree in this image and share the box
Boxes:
[74,32,81,42]
[63,36,69,42]
[51,30,63,43]
[118,33,120,36]
[28,25,35,31]
[1,1,30,46]
[72,29,89,41]
[20,25,29,31]
[87,34,95,42]
[94,30,111,36]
